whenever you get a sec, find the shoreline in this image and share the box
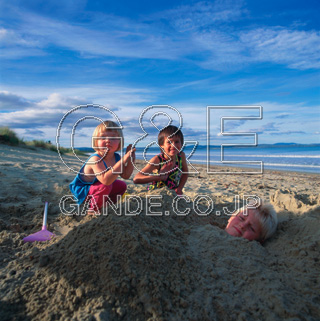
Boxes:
[136,155,320,174]
[135,158,320,178]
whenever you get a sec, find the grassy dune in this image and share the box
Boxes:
[0,127,86,155]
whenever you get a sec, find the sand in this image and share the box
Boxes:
[0,144,319,321]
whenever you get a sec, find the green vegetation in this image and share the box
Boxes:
[0,127,86,155]
[0,127,20,145]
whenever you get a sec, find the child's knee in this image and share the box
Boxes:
[88,183,112,197]
[119,181,127,193]
[114,180,127,193]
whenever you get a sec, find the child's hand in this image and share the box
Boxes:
[123,145,136,164]
[126,144,136,163]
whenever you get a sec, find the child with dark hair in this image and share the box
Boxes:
[133,125,188,195]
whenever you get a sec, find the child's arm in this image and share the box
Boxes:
[175,152,189,196]
[133,156,174,184]
[121,144,136,179]
[89,149,133,185]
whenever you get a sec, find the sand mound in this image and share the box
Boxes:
[271,189,320,213]
[1,190,320,320]
[1,145,320,320]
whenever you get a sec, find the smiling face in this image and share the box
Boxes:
[225,209,263,241]
[160,135,182,159]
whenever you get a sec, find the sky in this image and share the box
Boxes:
[0,0,319,148]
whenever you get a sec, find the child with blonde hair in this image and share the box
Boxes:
[225,201,278,242]
[70,120,135,214]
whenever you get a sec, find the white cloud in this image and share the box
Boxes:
[240,28,320,70]
[255,101,306,113]
[0,91,32,110]
[275,113,292,119]
[0,27,39,47]
[0,84,154,108]
[1,91,318,145]
[1,2,319,72]
[24,128,45,137]
[163,0,246,32]
[193,30,247,70]
[269,130,307,135]
[0,27,44,59]
[0,108,64,128]
[0,47,45,59]
[247,122,279,133]
[9,11,186,61]
[190,26,320,71]
[0,88,154,136]
[36,93,89,109]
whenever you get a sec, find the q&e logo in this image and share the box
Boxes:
[56,104,264,175]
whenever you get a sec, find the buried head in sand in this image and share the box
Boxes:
[225,201,278,242]
[64,190,278,243]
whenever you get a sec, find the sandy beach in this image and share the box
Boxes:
[0,143,319,321]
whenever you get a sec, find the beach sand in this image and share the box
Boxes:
[0,144,319,320]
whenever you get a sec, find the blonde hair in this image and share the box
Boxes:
[92,120,123,152]
[235,200,278,241]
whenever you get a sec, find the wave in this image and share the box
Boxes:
[137,151,320,159]
[212,154,320,158]
[264,163,320,168]
[186,159,320,168]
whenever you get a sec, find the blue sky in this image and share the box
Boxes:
[0,0,319,148]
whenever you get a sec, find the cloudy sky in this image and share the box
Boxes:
[0,0,319,147]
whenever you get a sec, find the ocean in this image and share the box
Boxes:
[133,144,320,174]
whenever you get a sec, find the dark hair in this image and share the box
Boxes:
[158,125,184,146]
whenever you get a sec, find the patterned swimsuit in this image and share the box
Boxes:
[148,153,183,190]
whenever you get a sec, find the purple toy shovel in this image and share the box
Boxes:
[23,202,55,242]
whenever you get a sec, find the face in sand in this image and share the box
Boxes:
[225,209,263,241]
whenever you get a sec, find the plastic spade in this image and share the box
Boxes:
[23,202,55,242]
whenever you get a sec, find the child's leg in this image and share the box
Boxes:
[108,179,127,203]
[87,182,113,211]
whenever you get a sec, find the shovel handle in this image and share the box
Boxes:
[42,202,49,229]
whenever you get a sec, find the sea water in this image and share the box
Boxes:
[134,144,320,174]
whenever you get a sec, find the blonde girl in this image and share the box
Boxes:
[70,120,135,214]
